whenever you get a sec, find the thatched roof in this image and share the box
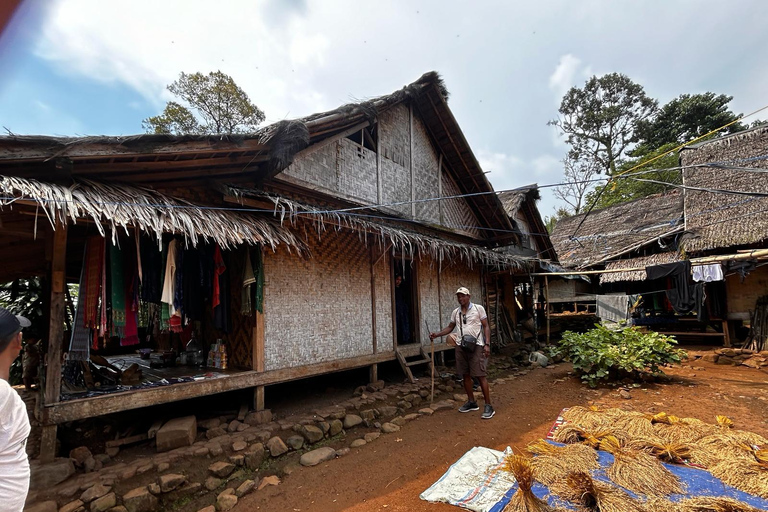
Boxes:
[680,124,768,252]
[226,186,534,271]
[551,190,684,269]
[0,175,301,251]
[600,252,680,284]
[498,185,558,261]
[0,72,513,245]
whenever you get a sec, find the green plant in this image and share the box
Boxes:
[558,324,684,387]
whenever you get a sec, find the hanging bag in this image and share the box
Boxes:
[458,305,479,352]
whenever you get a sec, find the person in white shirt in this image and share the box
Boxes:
[430,287,494,419]
[0,307,32,512]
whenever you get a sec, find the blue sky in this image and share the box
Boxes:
[1,0,767,216]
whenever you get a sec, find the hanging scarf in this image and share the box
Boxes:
[99,239,108,337]
[212,245,225,309]
[82,236,104,329]
[241,248,256,315]
[69,246,90,361]
[122,246,140,346]
[110,244,126,335]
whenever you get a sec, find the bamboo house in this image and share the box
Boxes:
[0,72,533,461]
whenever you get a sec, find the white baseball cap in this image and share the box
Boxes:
[455,287,471,296]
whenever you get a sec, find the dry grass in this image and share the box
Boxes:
[646,496,764,512]
[627,439,692,464]
[689,434,759,468]
[599,435,683,497]
[553,425,620,448]
[527,440,599,486]
[709,459,768,499]
[500,455,561,512]
[551,471,645,512]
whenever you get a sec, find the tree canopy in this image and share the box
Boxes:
[549,73,657,176]
[143,71,265,135]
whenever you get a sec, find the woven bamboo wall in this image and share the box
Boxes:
[379,104,411,168]
[262,229,375,371]
[438,261,483,334]
[339,138,378,203]
[412,115,441,224]
[441,172,482,238]
[380,155,412,218]
[418,257,441,346]
[726,264,768,319]
[374,249,394,352]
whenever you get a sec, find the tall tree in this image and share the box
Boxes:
[549,73,657,175]
[553,155,601,214]
[635,92,746,150]
[143,71,265,135]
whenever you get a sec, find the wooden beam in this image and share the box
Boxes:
[545,275,550,344]
[253,245,266,411]
[390,257,398,349]
[43,351,396,424]
[71,153,269,175]
[369,245,378,383]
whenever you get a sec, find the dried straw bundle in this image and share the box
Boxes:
[599,436,683,497]
[709,459,768,499]
[527,440,599,486]
[652,414,716,445]
[646,496,764,512]
[714,416,768,447]
[554,425,616,448]
[613,415,658,439]
[689,434,758,467]
[501,455,560,512]
[627,439,692,464]
[561,407,615,431]
[552,471,645,512]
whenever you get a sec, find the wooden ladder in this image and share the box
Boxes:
[395,346,434,383]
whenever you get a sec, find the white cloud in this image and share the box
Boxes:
[548,54,583,99]
[33,0,334,122]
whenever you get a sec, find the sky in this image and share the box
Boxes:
[0,0,767,218]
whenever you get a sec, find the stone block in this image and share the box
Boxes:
[350,439,367,448]
[300,425,324,444]
[59,500,85,512]
[266,437,288,457]
[122,487,158,512]
[216,493,238,511]
[244,410,272,426]
[89,492,116,512]
[380,423,400,433]
[299,447,336,467]
[235,479,256,498]
[69,446,93,466]
[29,458,76,490]
[158,473,186,493]
[23,501,57,512]
[286,435,304,450]
[343,415,363,429]
[208,461,235,478]
[80,483,110,503]
[329,419,343,437]
[156,416,197,452]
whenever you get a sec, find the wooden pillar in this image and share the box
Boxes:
[369,246,378,384]
[390,256,398,350]
[252,245,266,411]
[41,220,67,462]
[544,276,550,344]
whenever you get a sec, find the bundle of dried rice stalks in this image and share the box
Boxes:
[646,496,764,512]
[627,439,691,464]
[500,455,561,512]
[599,435,683,497]
[714,416,768,447]
[561,406,614,431]
[613,415,658,439]
[652,414,717,445]
[709,459,768,499]
[554,425,617,448]
[689,434,759,467]
[526,440,599,486]
[552,471,645,512]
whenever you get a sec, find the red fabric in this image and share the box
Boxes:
[212,245,226,309]
[121,248,140,346]
[82,237,104,328]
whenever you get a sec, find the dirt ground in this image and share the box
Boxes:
[236,347,768,512]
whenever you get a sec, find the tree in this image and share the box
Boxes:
[549,73,657,175]
[635,92,746,150]
[143,71,265,135]
[544,208,571,234]
[553,155,602,215]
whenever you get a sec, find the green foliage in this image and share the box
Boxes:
[556,324,684,387]
[549,73,657,176]
[635,92,746,150]
[544,207,571,234]
[583,143,681,210]
[143,71,265,135]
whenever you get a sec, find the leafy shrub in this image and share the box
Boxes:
[556,324,684,387]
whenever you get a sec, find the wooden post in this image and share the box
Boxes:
[390,257,398,350]
[41,220,67,462]
[369,246,378,384]
[252,245,266,411]
[545,276,550,344]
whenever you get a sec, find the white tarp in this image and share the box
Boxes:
[420,446,515,512]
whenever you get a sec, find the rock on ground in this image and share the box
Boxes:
[300,446,337,467]
[350,439,367,448]
[266,436,289,457]
[122,487,158,512]
[235,479,256,497]
[216,492,238,511]
[29,458,75,490]
[159,473,186,492]
[343,414,363,429]
[156,416,197,452]
[23,501,57,512]
[89,492,116,512]
[257,475,281,490]
[380,423,401,433]
[208,461,235,478]
[301,424,324,443]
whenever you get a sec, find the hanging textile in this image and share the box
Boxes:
[110,244,126,335]
[158,240,170,331]
[241,249,256,315]
[646,261,696,315]
[214,248,231,333]
[140,235,163,303]
[121,242,140,346]
[69,246,90,361]
[161,239,178,315]
[173,244,184,317]
[182,247,203,321]
[99,239,108,337]
[692,264,724,282]
[212,246,225,309]
[254,246,264,314]
[596,295,629,324]
[82,236,104,329]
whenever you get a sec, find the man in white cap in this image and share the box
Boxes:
[0,307,32,512]
[430,287,494,419]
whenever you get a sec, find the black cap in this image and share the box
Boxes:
[0,307,31,339]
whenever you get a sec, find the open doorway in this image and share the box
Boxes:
[393,258,418,345]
